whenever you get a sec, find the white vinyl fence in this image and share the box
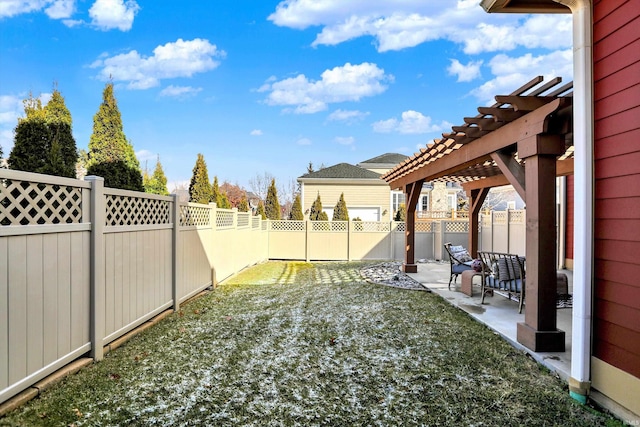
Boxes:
[0,168,524,404]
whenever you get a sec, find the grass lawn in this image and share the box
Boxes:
[1,262,622,426]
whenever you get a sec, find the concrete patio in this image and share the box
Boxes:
[406,261,573,381]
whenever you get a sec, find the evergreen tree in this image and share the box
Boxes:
[318,211,329,221]
[265,178,281,220]
[211,176,231,208]
[189,153,212,204]
[87,83,142,191]
[144,156,169,196]
[332,193,349,221]
[44,87,72,126]
[40,123,77,177]
[22,92,46,122]
[257,201,266,220]
[9,119,49,173]
[306,162,314,174]
[9,89,77,177]
[289,194,304,220]
[238,196,249,212]
[309,193,324,220]
[395,203,406,221]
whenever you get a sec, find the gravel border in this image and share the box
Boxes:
[360,261,429,291]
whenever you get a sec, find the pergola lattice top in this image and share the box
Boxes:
[382,76,574,186]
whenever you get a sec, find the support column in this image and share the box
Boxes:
[517,134,566,352]
[403,180,424,273]
[467,187,489,258]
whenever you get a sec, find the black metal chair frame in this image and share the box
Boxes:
[444,242,474,290]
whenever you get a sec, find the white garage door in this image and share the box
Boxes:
[347,207,380,221]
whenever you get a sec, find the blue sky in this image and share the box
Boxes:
[0,0,572,195]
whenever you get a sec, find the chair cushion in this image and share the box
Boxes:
[452,263,473,274]
[452,249,473,263]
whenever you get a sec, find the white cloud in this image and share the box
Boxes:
[296,137,312,145]
[471,49,573,105]
[260,62,391,114]
[0,0,48,18]
[268,1,571,53]
[44,0,74,18]
[327,109,369,123]
[372,110,450,135]
[89,0,139,31]
[91,38,226,89]
[250,129,263,136]
[334,136,354,145]
[0,0,74,19]
[159,85,202,98]
[447,59,482,82]
[135,149,156,163]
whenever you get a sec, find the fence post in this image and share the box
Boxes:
[347,221,352,262]
[172,195,180,312]
[390,221,395,260]
[305,220,310,262]
[86,176,105,362]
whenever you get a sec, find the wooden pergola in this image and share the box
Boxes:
[383,77,574,352]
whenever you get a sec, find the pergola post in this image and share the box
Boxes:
[517,134,566,352]
[467,187,489,258]
[403,180,424,273]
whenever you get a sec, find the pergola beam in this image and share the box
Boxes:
[490,150,526,200]
[388,98,568,190]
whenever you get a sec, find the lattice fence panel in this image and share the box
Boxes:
[395,222,406,232]
[446,221,469,233]
[310,221,343,232]
[493,211,508,224]
[416,222,433,232]
[237,212,250,228]
[216,210,235,228]
[509,210,525,224]
[481,215,492,227]
[270,221,305,231]
[352,221,391,232]
[180,205,211,227]
[1,179,82,226]
[105,195,170,226]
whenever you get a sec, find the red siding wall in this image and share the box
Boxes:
[592,0,640,379]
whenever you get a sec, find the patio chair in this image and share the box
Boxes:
[478,251,526,313]
[444,242,474,290]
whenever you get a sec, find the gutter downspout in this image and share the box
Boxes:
[554,0,594,404]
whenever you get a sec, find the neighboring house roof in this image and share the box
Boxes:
[298,163,382,180]
[358,153,408,166]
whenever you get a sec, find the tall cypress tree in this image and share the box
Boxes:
[265,178,281,220]
[212,176,231,208]
[238,195,249,212]
[189,153,212,204]
[144,156,169,196]
[87,83,142,191]
[9,119,49,173]
[289,194,304,220]
[309,193,324,220]
[9,88,77,177]
[332,193,349,221]
[257,201,266,220]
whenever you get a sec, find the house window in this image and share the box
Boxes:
[421,195,429,211]
[392,192,405,213]
[448,194,457,211]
